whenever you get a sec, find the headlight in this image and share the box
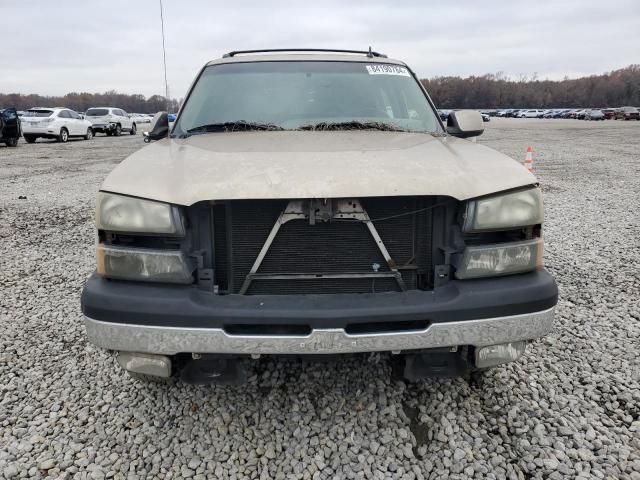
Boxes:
[454,238,542,279]
[96,244,194,284]
[464,188,543,232]
[96,192,184,235]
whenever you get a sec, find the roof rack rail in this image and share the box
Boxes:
[223,48,387,58]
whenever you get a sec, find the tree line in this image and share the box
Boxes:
[420,65,640,109]
[2,64,639,112]
[0,91,180,114]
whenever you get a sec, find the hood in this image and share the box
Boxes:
[101,131,536,206]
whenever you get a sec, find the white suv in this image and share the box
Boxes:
[85,107,137,136]
[518,109,544,118]
[21,107,94,143]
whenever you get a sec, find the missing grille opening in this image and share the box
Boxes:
[345,320,430,335]
[224,324,312,336]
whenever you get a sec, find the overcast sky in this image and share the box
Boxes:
[2,0,639,99]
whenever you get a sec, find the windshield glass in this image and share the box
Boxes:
[174,61,441,136]
[24,110,53,117]
[86,108,109,116]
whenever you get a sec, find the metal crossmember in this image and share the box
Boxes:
[238,199,406,294]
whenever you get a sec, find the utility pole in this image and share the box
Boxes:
[159,0,170,112]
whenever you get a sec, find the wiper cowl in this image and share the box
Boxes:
[298,121,406,132]
[186,121,284,135]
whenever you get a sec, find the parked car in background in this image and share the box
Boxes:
[21,108,94,143]
[518,109,544,118]
[85,107,137,136]
[0,108,21,147]
[437,109,451,121]
[584,109,605,121]
[602,109,616,120]
[575,109,588,120]
[481,112,490,122]
[130,113,152,124]
[615,106,640,120]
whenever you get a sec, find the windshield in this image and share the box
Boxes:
[24,109,53,117]
[174,61,441,136]
[86,108,109,116]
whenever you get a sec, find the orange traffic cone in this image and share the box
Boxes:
[523,146,534,172]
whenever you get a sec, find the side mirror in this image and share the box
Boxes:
[147,112,169,141]
[446,110,484,138]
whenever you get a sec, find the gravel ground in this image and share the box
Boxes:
[1,119,639,479]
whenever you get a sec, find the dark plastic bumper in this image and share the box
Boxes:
[81,270,558,329]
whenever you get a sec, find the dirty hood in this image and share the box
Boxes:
[102,131,536,206]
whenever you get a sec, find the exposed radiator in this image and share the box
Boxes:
[212,197,435,295]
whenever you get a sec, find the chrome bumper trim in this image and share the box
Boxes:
[84,307,555,355]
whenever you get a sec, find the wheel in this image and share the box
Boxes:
[84,128,93,140]
[5,137,18,147]
[24,135,37,144]
[130,123,137,135]
[58,128,69,143]
[125,371,173,384]
[106,131,112,136]
[114,124,122,136]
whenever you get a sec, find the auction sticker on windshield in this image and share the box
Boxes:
[365,65,410,76]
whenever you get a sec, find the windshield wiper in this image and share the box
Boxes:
[186,121,284,135]
[298,121,407,132]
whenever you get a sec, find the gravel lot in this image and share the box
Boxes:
[1,119,639,479]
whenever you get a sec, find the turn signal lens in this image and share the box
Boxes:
[96,244,193,284]
[455,238,542,279]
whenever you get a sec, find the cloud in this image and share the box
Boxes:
[2,0,639,98]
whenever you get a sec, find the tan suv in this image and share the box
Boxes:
[81,49,557,384]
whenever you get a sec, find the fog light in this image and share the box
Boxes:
[117,352,171,378]
[475,341,526,368]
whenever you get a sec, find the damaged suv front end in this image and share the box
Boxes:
[81,49,557,383]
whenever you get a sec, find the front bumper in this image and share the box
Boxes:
[85,307,555,355]
[82,270,558,355]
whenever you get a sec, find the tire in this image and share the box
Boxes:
[5,137,18,147]
[114,124,122,136]
[125,371,173,384]
[24,135,37,144]
[106,131,112,136]
[84,128,93,140]
[130,123,137,135]
[58,128,69,143]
